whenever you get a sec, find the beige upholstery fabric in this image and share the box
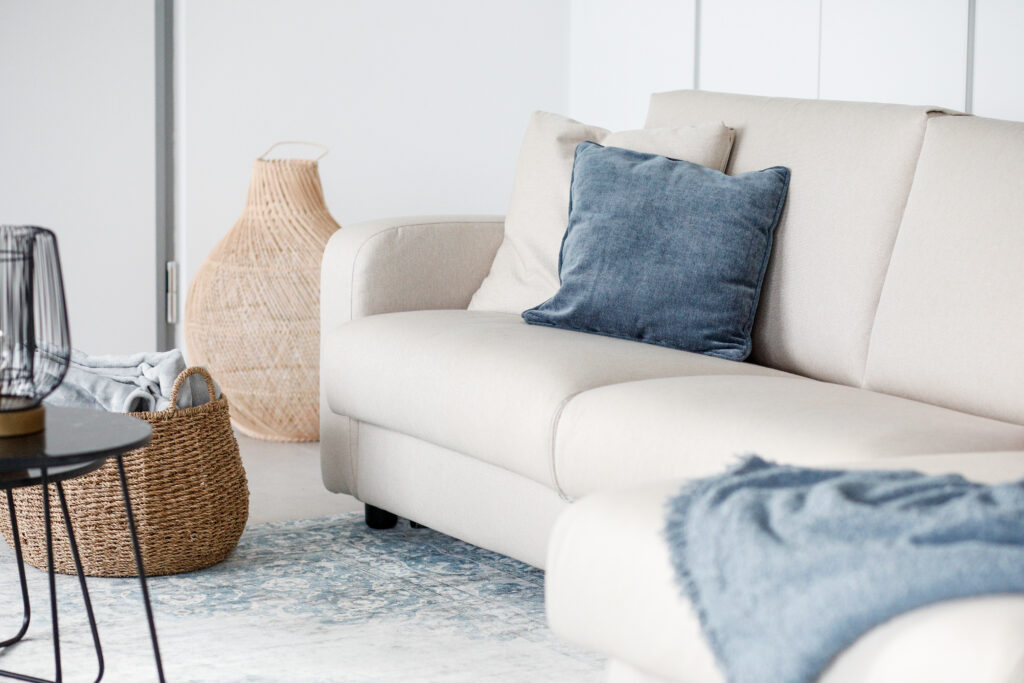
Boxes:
[320,397,356,494]
[549,455,1024,683]
[322,310,787,490]
[469,112,735,313]
[554,375,1024,499]
[646,90,950,386]
[320,215,504,329]
[319,215,504,494]
[865,116,1024,427]
[547,481,723,683]
[354,424,565,568]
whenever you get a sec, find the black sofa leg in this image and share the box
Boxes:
[364,503,398,529]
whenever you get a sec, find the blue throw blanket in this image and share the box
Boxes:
[665,456,1024,683]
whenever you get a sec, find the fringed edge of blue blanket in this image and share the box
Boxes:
[663,455,768,676]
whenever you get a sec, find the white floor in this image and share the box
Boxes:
[235,433,363,524]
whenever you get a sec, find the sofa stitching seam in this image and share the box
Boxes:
[549,390,589,504]
[861,110,950,389]
[348,419,360,498]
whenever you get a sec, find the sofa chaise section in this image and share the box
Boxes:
[547,451,1024,683]
[545,109,1024,681]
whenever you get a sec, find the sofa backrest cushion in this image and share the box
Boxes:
[864,116,1024,426]
[646,90,947,386]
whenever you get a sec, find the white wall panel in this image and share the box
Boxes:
[699,0,820,99]
[0,1,156,355]
[568,0,695,130]
[973,0,1024,121]
[820,0,968,110]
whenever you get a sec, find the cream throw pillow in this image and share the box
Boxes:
[468,111,736,313]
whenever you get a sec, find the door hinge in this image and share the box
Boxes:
[165,260,178,324]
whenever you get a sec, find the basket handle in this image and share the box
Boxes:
[169,366,218,409]
[258,141,329,161]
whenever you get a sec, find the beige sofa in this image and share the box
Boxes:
[320,90,1024,679]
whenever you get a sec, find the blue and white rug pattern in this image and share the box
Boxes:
[0,513,602,682]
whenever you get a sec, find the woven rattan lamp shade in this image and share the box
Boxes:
[185,157,340,441]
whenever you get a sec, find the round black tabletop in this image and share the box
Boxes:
[0,406,151,488]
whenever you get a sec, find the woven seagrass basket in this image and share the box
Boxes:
[0,367,249,577]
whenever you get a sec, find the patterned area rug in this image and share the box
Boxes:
[0,512,602,682]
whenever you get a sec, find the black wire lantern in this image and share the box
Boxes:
[0,226,71,436]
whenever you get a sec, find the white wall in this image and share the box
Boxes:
[175,0,571,350]
[700,0,820,100]
[0,1,156,355]
[818,0,968,110]
[570,0,1024,123]
[569,0,696,130]
[973,0,1024,121]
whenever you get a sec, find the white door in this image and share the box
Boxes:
[0,1,159,355]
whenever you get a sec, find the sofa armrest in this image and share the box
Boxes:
[319,215,503,496]
[320,214,504,333]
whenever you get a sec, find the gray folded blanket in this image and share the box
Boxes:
[665,456,1024,683]
[45,349,221,413]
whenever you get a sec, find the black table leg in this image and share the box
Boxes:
[0,478,105,683]
[55,483,103,682]
[114,455,165,683]
[0,490,31,648]
[0,477,63,683]
[42,468,61,683]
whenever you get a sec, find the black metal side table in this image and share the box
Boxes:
[0,406,164,683]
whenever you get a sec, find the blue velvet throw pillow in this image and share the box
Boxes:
[522,142,790,360]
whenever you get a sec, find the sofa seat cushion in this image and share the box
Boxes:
[555,375,1024,499]
[547,453,1024,683]
[322,310,788,489]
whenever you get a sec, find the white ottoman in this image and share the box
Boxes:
[545,452,1024,683]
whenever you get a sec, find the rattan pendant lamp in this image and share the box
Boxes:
[185,143,341,441]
